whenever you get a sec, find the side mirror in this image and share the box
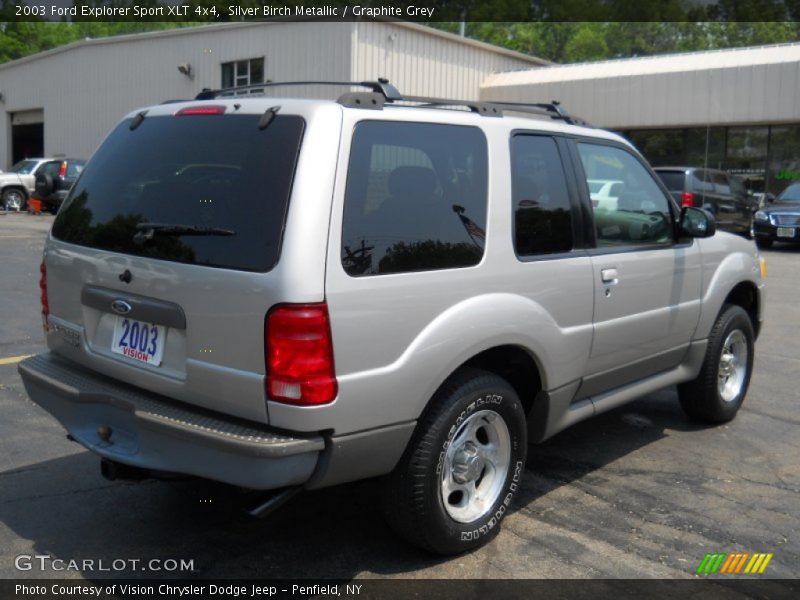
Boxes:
[679,206,716,238]
[765,193,776,204]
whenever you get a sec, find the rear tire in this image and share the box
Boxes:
[381,368,527,554]
[678,304,754,424]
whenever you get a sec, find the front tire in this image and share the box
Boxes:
[678,304,754,424]
[382,368,527,554]
[755,237,773,249]
[2,188,25,212]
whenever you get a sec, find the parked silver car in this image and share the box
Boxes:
[19,81,766,554]
[0,158,51,211]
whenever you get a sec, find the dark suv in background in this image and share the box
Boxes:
[34,159,86,213]
[654,167,754,236]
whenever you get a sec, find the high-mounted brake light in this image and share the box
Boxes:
[266,303,337,406]
[58,162,67,178]
[39,260,49,331]
[175,105,226,116]
[681,192,696,208]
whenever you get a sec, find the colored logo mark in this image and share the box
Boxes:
[696,552,773,574]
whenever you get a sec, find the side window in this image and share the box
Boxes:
[342,121,488,276]
[577,143,673,247]
[691,170,714,194]
[511,135,573,256]
[713,172,731,194]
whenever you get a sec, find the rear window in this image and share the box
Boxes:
[655,171,686,191]
[341,121,488,276]
[52,113,304,272]
[66,161,85,178]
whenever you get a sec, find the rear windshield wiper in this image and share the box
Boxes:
[133,222,236,244]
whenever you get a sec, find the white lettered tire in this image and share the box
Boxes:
[381,368,527,554]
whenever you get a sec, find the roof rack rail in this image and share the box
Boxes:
[383,95,503,117]
[195,78,402,101]
[192,78,587,125]
[486,100,587,125]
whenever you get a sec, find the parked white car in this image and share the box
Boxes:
[588,179,624,211]
[0,158,52,211]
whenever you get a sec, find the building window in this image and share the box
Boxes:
[767,125,800,196]
[221,58,265,93]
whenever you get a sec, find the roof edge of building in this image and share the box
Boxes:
[482,40,800,87]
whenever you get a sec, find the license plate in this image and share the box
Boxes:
[777,227,795,238]
[111,317,166,366]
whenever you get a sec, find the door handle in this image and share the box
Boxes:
[601,268,619,285]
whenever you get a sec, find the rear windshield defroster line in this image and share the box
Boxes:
[52,113,305,272]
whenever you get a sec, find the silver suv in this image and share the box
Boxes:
[19,81,765,555]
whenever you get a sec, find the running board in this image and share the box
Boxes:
[551,340,708,436]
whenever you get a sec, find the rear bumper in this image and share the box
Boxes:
[18,353,324,489]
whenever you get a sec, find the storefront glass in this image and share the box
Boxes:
[624,124,800,195]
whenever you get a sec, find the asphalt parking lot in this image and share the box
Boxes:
[0,211,797,581]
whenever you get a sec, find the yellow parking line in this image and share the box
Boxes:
[0,354,33,365]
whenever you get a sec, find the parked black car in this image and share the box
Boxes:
[34,159,86,213]
[654,167,754,236]
[752,182,800,249]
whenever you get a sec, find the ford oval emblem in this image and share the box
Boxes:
[111,299,133,315]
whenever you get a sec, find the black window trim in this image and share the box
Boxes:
[340,118,491,278]
[508,130,590,263]
[565,136,694,255]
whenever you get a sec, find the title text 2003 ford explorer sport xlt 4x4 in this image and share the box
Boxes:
[19,81,766,555]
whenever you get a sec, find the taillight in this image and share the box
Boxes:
[681,192,696,207]
[266,303,337,406]
[175,105,226,116]
[39,260,49,330]
[58,162,67,178]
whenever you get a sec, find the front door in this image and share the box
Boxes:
[573,141,702,394]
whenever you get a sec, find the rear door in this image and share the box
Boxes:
[44,108,309,423]
[571,141,702,395]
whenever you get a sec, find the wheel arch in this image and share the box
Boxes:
[695,247,762,342]
[417,344,545,432]
[723,281,760,338]
[1,184,29,199]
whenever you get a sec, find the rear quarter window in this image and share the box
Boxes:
[511,134,574,256]
[341,121,488,276]
[655,171,686,191]
[52,114,304,272]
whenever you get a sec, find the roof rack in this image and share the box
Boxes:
[192,78,587,125]
[195,78,402,101]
